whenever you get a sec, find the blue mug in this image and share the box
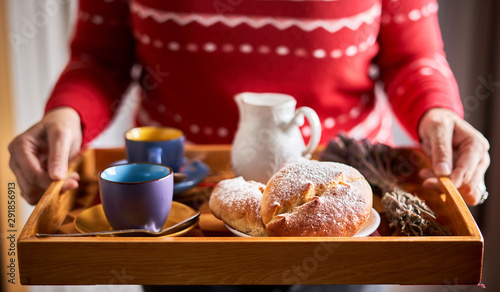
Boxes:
[125,126,185,172]
[99,163,174,232]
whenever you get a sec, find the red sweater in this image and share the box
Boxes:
[46,0,463,146]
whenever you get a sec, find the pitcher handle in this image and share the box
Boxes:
[293,107,322,157]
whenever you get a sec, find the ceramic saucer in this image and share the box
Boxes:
[110,159,210,195]
[173,160,210,194]
[225,208,381,237]
[74,201,198,237]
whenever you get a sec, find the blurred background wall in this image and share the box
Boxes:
[1,0,499,291]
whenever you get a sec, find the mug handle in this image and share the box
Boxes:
[148,147,163,164]
[293,107,322,157]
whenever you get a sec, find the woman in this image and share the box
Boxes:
[9,0,489,224]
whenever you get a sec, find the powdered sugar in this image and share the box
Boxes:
[262,160,372,236]
[209,177,268,236]
[211,161,372,237]
[213,177,264,211]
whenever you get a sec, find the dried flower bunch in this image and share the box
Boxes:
[320,133,451,236]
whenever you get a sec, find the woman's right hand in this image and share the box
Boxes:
[8,107,83,205]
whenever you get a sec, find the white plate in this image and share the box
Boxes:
[225,224,252,237]
[353,208,381,237]
[225,208,380,237]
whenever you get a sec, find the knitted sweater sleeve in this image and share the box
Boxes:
[45,0,135,145]
[377,0,464,141]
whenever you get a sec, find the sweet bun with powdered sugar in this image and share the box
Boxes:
[209,176,268,236]
[261,160,372,237]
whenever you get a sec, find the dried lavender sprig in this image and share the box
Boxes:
[320,134,397,191]
[320,133,450,236]
[382,189,451,236]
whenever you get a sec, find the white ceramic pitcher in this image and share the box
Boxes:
[231,92,321,183]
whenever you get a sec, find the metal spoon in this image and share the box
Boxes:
[36,212,200,237]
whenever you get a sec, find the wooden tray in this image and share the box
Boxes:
[18,145,483,285]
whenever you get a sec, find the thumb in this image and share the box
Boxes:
[47,128,73,180]
[426,121,454,177]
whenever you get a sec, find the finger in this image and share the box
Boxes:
[8,134,53,192]
[449,142,485,188]
[46,127,74,180]
[9,157,48,205]
[419,168,434,180]
[457,154,490,206]
[9,156,52,191]
[422,177,445,193]
[470,153,491,192]
[458,183,482,206]
[61,179,79,193]
[427,120,454,176]
[61,172,80,193]
[8,127,47,178]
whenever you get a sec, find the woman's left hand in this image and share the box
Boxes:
[418,108,490,206]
